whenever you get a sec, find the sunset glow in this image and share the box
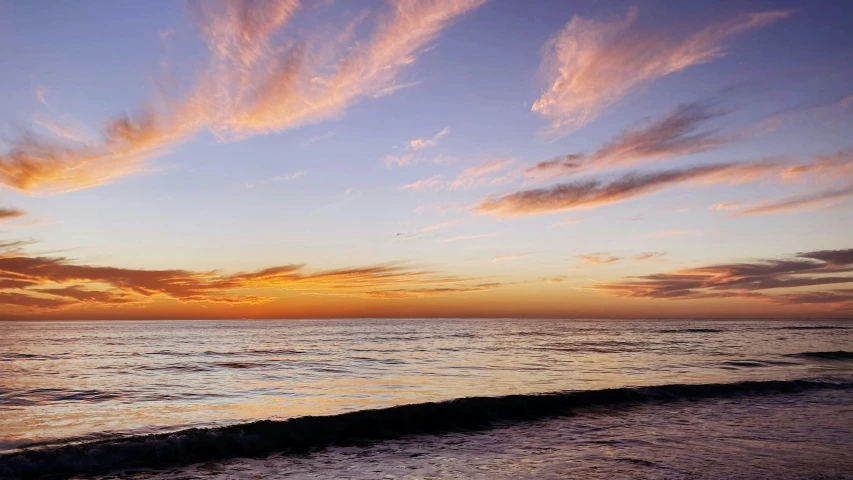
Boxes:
[1,0,851,320]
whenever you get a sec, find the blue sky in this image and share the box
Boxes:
[1,0,852,319]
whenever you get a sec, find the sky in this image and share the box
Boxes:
[0,0,852,320]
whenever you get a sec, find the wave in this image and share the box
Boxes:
[789,351,853,360]
[776,326,849,330]
[1,379,849,479]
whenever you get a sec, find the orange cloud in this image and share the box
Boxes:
[477,162,778,217]
[736,187,853,216]
[593,248,853,308]
[532,7,791,135]
[579,253,621,265]
[709,202,740,210]
[491,254,529,262]
[0,240,499,313]
[780,149,853,182]
[635,251,666,261]
[409,127,450,150]
[1,0,484,194]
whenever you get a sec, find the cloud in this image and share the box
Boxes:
[31,115,94,145]
[635,251,666,261]
[647,229,692,237]
[525,102,731,179]
[579,253,621,265]
[385,154,416,168]
[780,149,853,182]
[219,0,485,135]
[35,285,137,305]
[0,208,26,221]
[420,218,464,232]
[523,154,585,178]
[736,187,853,216]
[477,162,778,217]
[35,86,48,105]
[358,283,499,299]
[2,0,484,194]
[243,170,305,189]
[552,217,582,227]
[592,248,853,308]
[448,159,514,189]
[539,276,566,284]
[403,159,514,192]
[402,175,444,192]
[586,102,729,169]
[709,201,740,210]
[438,233,495,243]
[409,126,450,150]
[272,170,305,182]
[491,254,529,262]
[532,7,791,135]
[0,240,495,312]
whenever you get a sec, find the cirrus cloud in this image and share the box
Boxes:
[532,7,791,135]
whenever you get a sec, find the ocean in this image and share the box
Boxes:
[0,318,851,479]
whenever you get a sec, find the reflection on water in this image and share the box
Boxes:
[0,318,851,451]
[124,389,853,480]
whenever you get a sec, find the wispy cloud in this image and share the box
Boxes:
[1,0,485,194]
[736,187,853,216]
[593,248,853,308]
[551,217,582,227]
[635,251,667,261]
[0,208,26,221]
[272,170,305,182]
[31,115,93,145]
[402,159,514,192]
[780,149,853,182]
[385,154,416,168]
[0,239,496,312]
[709,201,740,210]
[358,283,499,299]
[579,253,621,265]
[420,218,464,232]
[532,7,791,135]
[35,86,48,105]
[477,162,778,217]
[525,102,730,179]
[300,130,336,146]
[438,233,495,243]
[243,170,305,189]
[409,126,450,150]
[402,175,445,192]
[491,254,529,262]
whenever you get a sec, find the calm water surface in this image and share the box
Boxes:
[1,318,851,450]
[1,319,852,478]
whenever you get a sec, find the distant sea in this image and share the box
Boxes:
[1,319,852,479]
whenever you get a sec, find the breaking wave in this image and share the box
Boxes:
[1,379,849,479]
[789,351,853,360]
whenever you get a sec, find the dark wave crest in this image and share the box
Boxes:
[789,351,853,360]
[1,379,849,479]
